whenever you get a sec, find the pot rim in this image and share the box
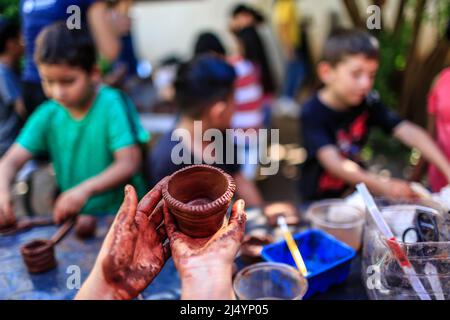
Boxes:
[21,239,53,256]
[162,164,236,217]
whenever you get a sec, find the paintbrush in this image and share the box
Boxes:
[277,215,308,277]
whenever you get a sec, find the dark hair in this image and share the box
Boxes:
[231,4,264,24]
[0,18,20,54]
[174,55,236,119]
[234,26,275,94]
[321,28,380,66]
[34,21,96,72]
[193,32,226,57]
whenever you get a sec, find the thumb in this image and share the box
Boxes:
[227,199,247,233]
[163,202,177,238]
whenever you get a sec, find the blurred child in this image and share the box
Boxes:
[149,55,299,222]
[300,29,450,202]
[102,0,139,88]
[0,19,25,158]
[0,22,148,227]
[229,4,265,33]
[229,26,266,180]
[20,0,121,117]
[419,67,450,192]
[148,55,264,207]
[273,0,307,102]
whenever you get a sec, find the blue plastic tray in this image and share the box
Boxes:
[261,229,356,299]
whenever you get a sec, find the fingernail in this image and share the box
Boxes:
[237,199,245,211]
[124,185,131,194]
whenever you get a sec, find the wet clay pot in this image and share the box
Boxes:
[20,218,75,274]
[162,164,236,238]
[21,239,57,273]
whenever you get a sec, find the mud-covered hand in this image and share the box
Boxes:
[75,179,170,300]
[164,199,247,299]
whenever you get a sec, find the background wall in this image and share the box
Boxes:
[130,0,448,73]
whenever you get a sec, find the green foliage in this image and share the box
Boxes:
[373,23,413,111]
[0,0,20,22]
[367,23,413,165]
[366,0,450,170]
[373,0,450,112]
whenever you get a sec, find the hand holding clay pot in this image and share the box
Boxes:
[163,199,247,299]
[76,180,170,300]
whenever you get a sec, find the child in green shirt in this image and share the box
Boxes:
[0,21,148,227]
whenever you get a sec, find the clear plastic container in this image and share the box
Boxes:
[306,199,365,250]
[362,198,450,300]
[261,229,356,299]
[233,262,308,300]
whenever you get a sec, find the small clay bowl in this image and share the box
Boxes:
[20,218,75,274]
[21,239,57,273]
[75,215,97,239]
[163,164,236,238]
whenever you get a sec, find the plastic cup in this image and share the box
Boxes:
[233,262,308,300]
[306,199,365,250]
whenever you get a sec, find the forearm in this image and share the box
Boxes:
[395,122,450,181]
[75,266,121,300]
[80,159,139,198]
[0,161,17,192]
[0,145,32,193]
[181,265,234,300]
[233,173,264,207]
[76,274,115,300]
[321,156,388,196]
[88,2,121,62]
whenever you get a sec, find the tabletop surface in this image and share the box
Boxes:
[0,210,368,300]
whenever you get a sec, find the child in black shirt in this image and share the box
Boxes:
[300,29,450,202]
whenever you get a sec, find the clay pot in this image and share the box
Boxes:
[20,218,75,274]
[21,239,57,273]
[75,215,97,239]
[162,164,236,238]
